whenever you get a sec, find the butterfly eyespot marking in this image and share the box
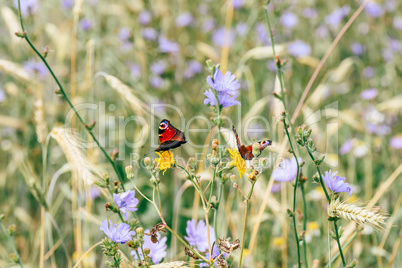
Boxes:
[159,121,168,130]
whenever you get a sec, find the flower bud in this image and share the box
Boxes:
[130,219,139,228]
[125,165,135,180]
[252,142,261,157]
[248,170,258,182]
[346,259,359,268]
[0,214,4,221]
[144,247,151,255]
[312,173,320,183]
[111,148,119,160]
[230,174,237,182]
[127,240,135,248]
[206,59,214,71]
[136,227,144,238]
[221,173,229,184]
[212,139,219,150]
[259,158,267,167]
[10,253,19,263]
[144,157,152,168]
[211,154,220,165]
[188,157,196,168]
[8,224,16,236]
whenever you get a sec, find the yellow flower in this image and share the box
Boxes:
[228,148,246,177]
[273,237,284,249]
[155,150,176,175]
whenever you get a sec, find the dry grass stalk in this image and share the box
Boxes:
[34,98,47,144]
[0,59,31,82]
[151,261,189,268]
[328,199,387,228]
[50,127,97,185]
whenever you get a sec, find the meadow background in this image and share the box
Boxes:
[0,0,401,267]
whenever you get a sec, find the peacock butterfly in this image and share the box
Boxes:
[232,125,272,160]
[155,119,187,152]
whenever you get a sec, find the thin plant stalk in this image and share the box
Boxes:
[264,7,302,267]
[301,182,308,268]
[238,182,255,268]
[0,222,24,268]
[15,0,125,189]
[304,147,346,266]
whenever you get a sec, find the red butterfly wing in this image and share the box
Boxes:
[156,119,186,152]
[232,125,272,160]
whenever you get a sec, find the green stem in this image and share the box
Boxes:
[305,147,330,203]
[238,183,255,268]
[301,182,308,268]
[325,231,357,268]
[0,222,24,268]
[304,147,346,267]
[213,182,224,238]
[16,0,125,189]
[208,165,218,205]
[333,221,346,266]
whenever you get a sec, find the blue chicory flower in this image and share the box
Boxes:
[185,219,215,252]
[255,22,271,45]
[149,76,164,89]
[100,220,135,244]
[325,6,350,30]
[201,18,216,33]
[322,170,354,197]
[390,136,402,149]
[393,17,402,31]
[360,88,378,100]
[350,42,366,55]
[207,69,240,95]
[302,8,318,19]
[118,27,131,41]
[175,12,193,27]
[131,230,167,264]
[236,22,248,37]
[129,63,141,79]
[204,89,241,108]
[287,40,311,58]
[272,157,300,182]
[61,0,73,9]
[113,190,139,220]
[139,10,152,25]
[80,18,92,31]
[150,60,168,75]
[24,60,48,78]
[142,27,158,40]
[364,2,383,18]
[280,11,298,29]
[232,0,244,9]
[362,66,375,78]
[183,60,203,79]
[159,36,180,53]
[13,0,38,17]
[212,27,235,48]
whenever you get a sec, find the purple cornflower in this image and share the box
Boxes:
[207,69,240,95]
[255,22,270,45]
[131,230,167,264]
[149,76,164,89]
[175,12,193,27]
[150,60,168,75]
[201,18,216,33]
[393,17,402,31]
[316,25,329,39]
[204,89,241,108]
[61,0,73,9]
[200,243,229,267]
[183,60,203,79]
[287,40,311,58]
[362,66,375,78]
[360,88,378,100]
[100,220,135,244]
[271,183,283,193]
[280,11,298,29]
[113,190,139,220]
[185,219,215,252]
[212,27,235,48]
[80,18,92,31]
[24,60,48,78]
[129,63,141,79]
[236,23,248,37]
[322,170,354,197]
[325,6,350,29]
[13,0,38,17]
[272,157,300,182]
[390,136,402,149]
[118,27,131,41]
[204,69,241,108]
[232,0,244,9]
[364,2,383,18]
[302,8,318,19]
[389,39,402,53]
[340,139,353,155]
[139,10,151,25]
[142,27,158,40]
[159,36,179,53]
[0,89,6,103]
[350,42,366,55]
